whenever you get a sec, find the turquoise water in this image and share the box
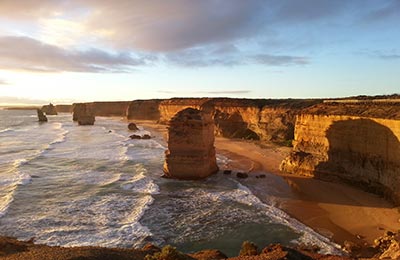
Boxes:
[0,109,340,256]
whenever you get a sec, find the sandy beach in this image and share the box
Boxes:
[139,120,400,248]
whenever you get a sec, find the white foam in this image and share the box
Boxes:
[0,160,32,218]
[0,128,13,134]
[209,181,343,255]
[120,168,160,195]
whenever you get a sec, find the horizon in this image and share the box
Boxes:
[0,1,399,105]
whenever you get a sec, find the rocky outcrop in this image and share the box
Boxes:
[163,108,218,179]
[374,231,400,259]
[78,115,95,125]
[280,113,400,204]
[37,109,48,122]
[72,103,87,121]
[73,103,95,125]
[41,103,58,115]
[127,100,162,120]
[128,123,139,131]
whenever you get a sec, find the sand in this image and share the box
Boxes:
[139,120,400,248]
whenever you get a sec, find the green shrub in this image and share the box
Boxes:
[145,245,191,260]
[239,241,258,256]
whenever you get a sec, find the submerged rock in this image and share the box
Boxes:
[236,172,248,179]
[37,109,47,122]
[223,170,232,175]
[163,108,218,179]
[130,134,152,140]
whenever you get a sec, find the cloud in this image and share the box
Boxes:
[363,0,400,22]
[252,54,309,66]
[0,79,9,85]
[0,36,153,72]
[0,96,48,105]
[1,0,350,52]
[165,46,309,67]
[360,50,400,60]
[375,51,400,60]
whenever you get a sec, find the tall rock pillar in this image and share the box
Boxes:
[163,108,218,179]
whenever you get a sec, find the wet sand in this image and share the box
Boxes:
[138,121,400,247]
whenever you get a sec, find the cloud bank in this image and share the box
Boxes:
[0,36,152,72]
[0,0,398,72]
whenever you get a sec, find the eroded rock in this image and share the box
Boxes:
[163,108,218,179]
[37,109,47,122]
[128,122,139,131]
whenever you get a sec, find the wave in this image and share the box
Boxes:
[120,166,160,195]
[0,128,13,134]
[210,181,343,255]
[0,160,32,218]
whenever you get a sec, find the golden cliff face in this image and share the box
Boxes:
[128,98,317,142]
[281,114,400,204]
[126,100,162,120]
[158,98,209,123]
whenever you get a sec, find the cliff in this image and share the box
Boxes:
[158,98,210,123]
[127,100,162,120]
[72,101,130,119]
[163,108,218,179]
[281,102,400,204]
[141,98,319,142]
[55,104,73,113]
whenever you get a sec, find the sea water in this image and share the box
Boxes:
[0,109,341,256]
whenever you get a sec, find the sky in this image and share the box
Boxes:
[0,0,399,105]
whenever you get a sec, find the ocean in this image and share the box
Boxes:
[0,109,340,256]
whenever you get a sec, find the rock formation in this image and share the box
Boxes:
[128,123,139,131]
[127,100,162,120]
[37,109,48,122]
[163,108,218,179]
[280,102,400,205]
[72,101,130,118]
[73,103,95,125]
[41,103,58,115]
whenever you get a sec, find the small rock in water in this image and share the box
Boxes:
[258,174,266,178]
[108,130,112,133]
[142,134,151,139]
[223,170,232,175]
[130,134,142,139]
[236,172,248,179]
[128,122,139,131]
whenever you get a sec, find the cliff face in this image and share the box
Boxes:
[281,114,400,204]
[158,98,210,123]
[126,100,162,120]
[92,102,130,117]
[163,108,218,179]
[55,104,73,113]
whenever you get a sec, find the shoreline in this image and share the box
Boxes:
[138,120,400,248]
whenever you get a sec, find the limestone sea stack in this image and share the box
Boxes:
[41,103,58,115]
[163,108,218,179]
[73,103,95,125]
[37,109,48,122]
